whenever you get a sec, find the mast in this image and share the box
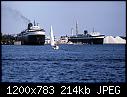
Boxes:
[76,20,78,35]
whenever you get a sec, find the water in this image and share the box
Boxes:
[2,44,125,83]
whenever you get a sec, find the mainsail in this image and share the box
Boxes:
[50,25,55,46]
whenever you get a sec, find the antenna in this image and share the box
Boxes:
[34,20,36,26]
[71,28,74,36]
[93,27,94,32]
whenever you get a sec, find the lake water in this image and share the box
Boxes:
[1,44,125,83]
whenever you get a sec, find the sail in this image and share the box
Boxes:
[50,25,55,46]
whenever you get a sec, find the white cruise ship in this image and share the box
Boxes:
[18,21,45,45]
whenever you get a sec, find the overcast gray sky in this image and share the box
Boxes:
[1,1,126,38]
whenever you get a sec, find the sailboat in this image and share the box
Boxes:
[50,26,59,50]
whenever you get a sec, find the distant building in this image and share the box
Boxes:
[45,36,50,44]
[59,36,68,44]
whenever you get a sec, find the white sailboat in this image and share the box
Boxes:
[50,26,59,50]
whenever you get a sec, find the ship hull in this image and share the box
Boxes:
[21,35,45,45]
[68,38,104,44]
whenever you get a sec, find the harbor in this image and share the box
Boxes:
[1,34,126,45]
[1,1,126,84]
[1,33,126,45]
[1,21,126,45]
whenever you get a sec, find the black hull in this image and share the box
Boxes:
[21,35,45,45]
[68,38,104,44]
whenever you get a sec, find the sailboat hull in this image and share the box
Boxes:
[52,45,59,50]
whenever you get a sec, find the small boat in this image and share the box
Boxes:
[50,25,59,50]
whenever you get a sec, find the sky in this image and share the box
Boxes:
[1,1,126,38]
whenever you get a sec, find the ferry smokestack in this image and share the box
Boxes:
[28,23,33,30]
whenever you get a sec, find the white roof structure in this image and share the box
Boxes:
[89,32,100,36]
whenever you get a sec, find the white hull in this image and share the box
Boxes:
[23,31,45,36]
[52,45,59,50]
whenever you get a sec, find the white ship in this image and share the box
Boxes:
[18,21,45,45]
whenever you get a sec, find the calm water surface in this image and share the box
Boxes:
[2,44,125,83]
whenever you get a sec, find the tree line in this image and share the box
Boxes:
[1,33,20,45]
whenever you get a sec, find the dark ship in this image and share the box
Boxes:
[68,30,105,44]
[68,21,105,44]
